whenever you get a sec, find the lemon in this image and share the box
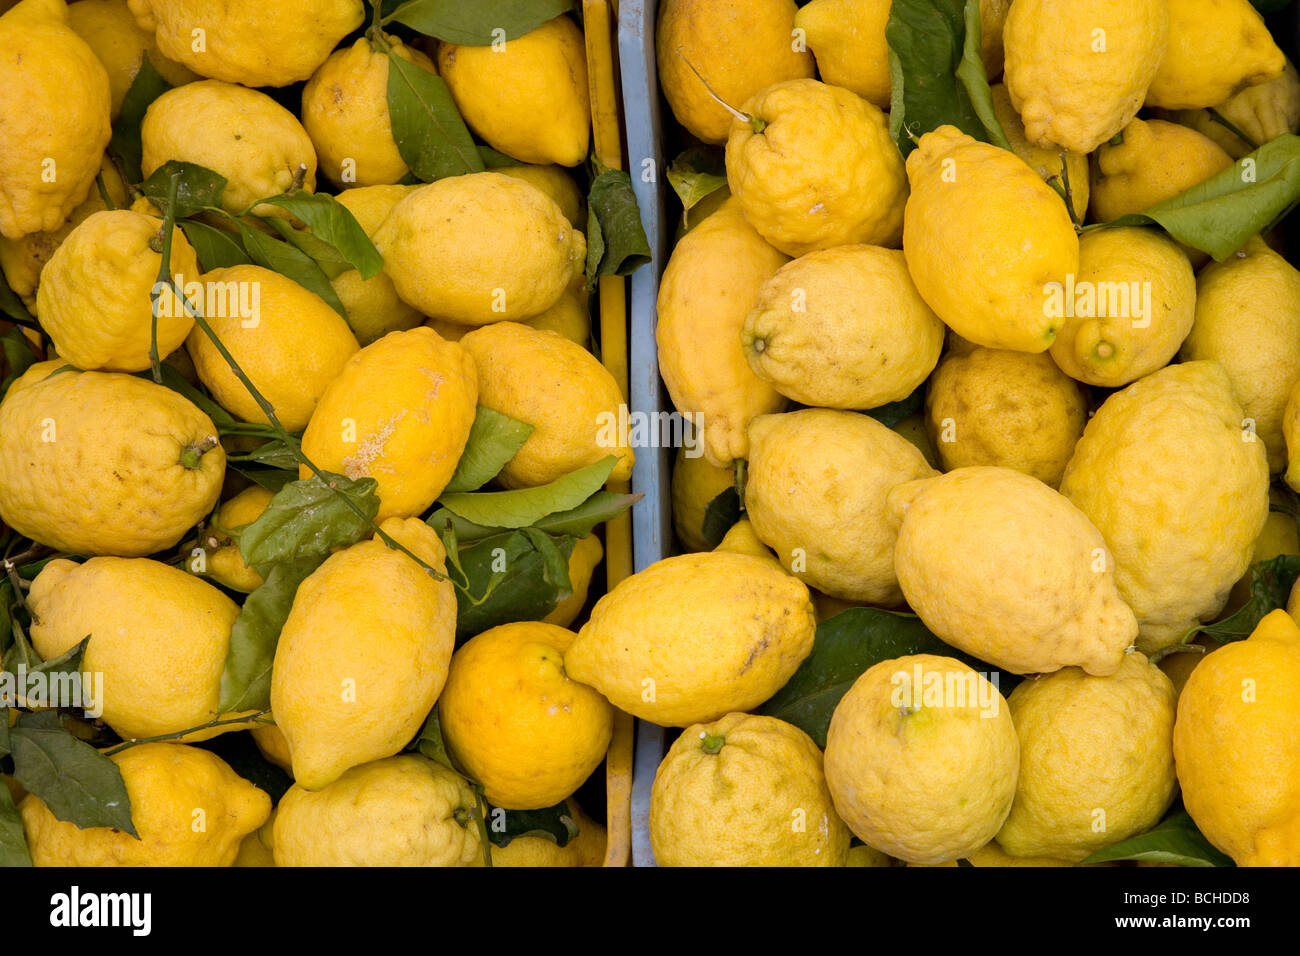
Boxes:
[656,0,814,145]
[439,621,613,810]
[438,16,590,168]
[142,80,317,218]
[741,245,944,410]
[459,321,632,488]
[745,409,937,604]
[374,172,585,325]
[657,198,788,467]
[36,209,199,372]
[889,467,1138,676]
[205,485,274,592]
[1048,226,1196,387]
[27,556,256,741]
[902,126,1078,352]
[989,84,1090,217]
[650,713,850,866]
[0,362,224,556]
[925,347,1088,487]
[21,743,269,866]
[298,327,478,521]
[997,652,1178,861]
[273,755,481,866]
[671,448,735,553]
[713,517,782,569]
[892,411,941,469]
[271,518,457,790]
[232,811,277,867]
[824,654,1019,865]
[67,0,196,118]
[845,843,894,867]
[1160,58,1300,158]
[1181,237,1300,473]
[1089,118,1233,223]
[250,722,291,773]
[302,36,437,188]
[325,185,423,346]
[1145,0,1285,110]
[1285,379,1300,492]
[565,552,816,727]
[1060,361,1270,653]
[185,264,359,433]
[127,0,364,87]
[494,164,585,229]
[543,533,603,628]
[1173,609,1300,865]
[0,0,111,240]
[1002,0,1167,153]
[913,842,1075,867]
[1225,505,1299,614]
[726,79,907,257]
[519,288,591,346]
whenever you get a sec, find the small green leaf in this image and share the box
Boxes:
[0,268,34,326]
[1093,135,1300,261]
[238,472,380,575]
[140,160,228,219]
[1198,555,1300,643]
[10,714,136,837]
[439,456,617,529]
[484,798,579,849]
[237,223,349,319]
[1080,809,1234,867]
[1,620,39,675]
[667,147,728,216]
[108,54,172,184]
[585,169,651,290]
[0,325,38,399]
[449,530,576,639]
[218,557,324,713]
[478,146,521,168]
[387,52,484,182]
[266,218,353,280]
[0,782,32,867]
[385,0,574,45]
[414,706,458,772]
[178,219,251,271]
[258,193,385,279]
[701,487,741,549]
[427,489,639,542]
[865,387,925,428]
[28,635,89,678]
[443,406,535,494]
[230,465,299,493]
[226,438,301,470]
[759,607,1009,747]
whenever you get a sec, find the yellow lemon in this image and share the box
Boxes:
[67,0,196,118]
[670,447,735,553]
[989,83,1090,218]
[1145,0,1285,110]
[494,164,585,228]
[1160,58,1300,158]
[1089,118,1233,223]
[204,485,274,593]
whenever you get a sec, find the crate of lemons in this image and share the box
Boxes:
[0,0,651,866]
[619,0,1300,867]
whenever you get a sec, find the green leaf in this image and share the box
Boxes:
[1,619,39,675]
[0,707,9,756]
[667,147,727,216]
[478,145,522,168]
[266,218,353,280]
[701,487,741,549]
[237,223,350,319]
[28,635,89,678]
[140,160,228,219]
[108,54,172,184]
[0,782,31,867]
[387,52,484,182]
[448,530,576,639]
[485,798,579,849]
[1092,135,1300,261]
[226,438,301,470]
[386,0,574,44]
[442,407,535,494]
[258,193,385,279]
[439,456,617,529]
[0,267,34,326]
[238,472,380,575]
[0,325,38,399]
[886,0,1008,156]
[230,465,299,493]
[759,607,1008,748]
[10,714,136,836]
[414,706,459,773]
[865,386,925,428]
[218,557,324,713]
[1197,554,1300,643]
[149,363,237,429]
[585,169,651,290]
[428,489,639,542]
[1080,809,1234,867]
[179,219,251,271]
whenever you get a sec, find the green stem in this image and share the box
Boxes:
[102,710,273,756]
[471,785,493,868]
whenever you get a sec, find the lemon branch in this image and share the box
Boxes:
[102,709,273,757]
[674,48,766,134]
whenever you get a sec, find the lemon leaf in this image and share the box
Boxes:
[1198,554,1300,643]
[450,530,575,639]
[236,223,350,319]
[385,0,575,45]
[484,798,579,849]
[667,147,727,217]
[1080,808,1234,867]
[386,52,484,182]
[265,218,353,280]
[438,456,618,529]
[585,169,651,290]
[443,406,535,494]
[701,487,741,549]
[0,326,38,400]
[238,472,380,575]
[178,220,250,271]
[412,706,462,774]
[217,556,324,715]
[10,713,137,838]
[0,782,31,867]
[140,160,228,220]
[257,193,385,279]
[759,607,1011,748]
[108,53,172,184]
[427,489,639,542]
